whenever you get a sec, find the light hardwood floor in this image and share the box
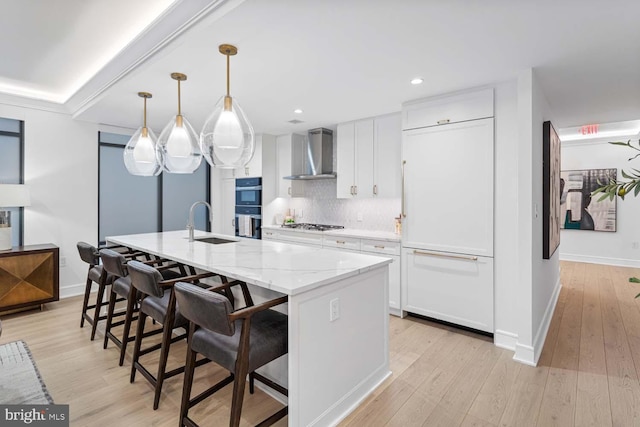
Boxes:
[2,261,640,426]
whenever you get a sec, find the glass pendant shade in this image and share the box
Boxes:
[123,92,162,176]
[200,95,255,169]
[158,114,202,173]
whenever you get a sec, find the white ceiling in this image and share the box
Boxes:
[2,0,640,135]
[0,0,176,102]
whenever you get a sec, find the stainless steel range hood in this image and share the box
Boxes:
[284,128,335,180]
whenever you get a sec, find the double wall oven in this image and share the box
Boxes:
[235,177,262,239]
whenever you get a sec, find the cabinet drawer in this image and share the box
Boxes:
[402,88,493,130]
[323,236,361,251]
[402,248,493,333]
[277,231,323,247]
[262,230,279,240]
[360,239,400,256]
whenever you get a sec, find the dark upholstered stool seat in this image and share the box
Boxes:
[141,292,188,327]
[88,265,115,284]
[191,309,287,374]
[112,276,132,298]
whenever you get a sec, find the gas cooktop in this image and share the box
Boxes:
[282,223,345,232]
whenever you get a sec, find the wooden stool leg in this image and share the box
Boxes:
[249,372,255,394]
[153,313,175,410]
[130,311,147,383]
[180,324,197,427]
[229,319,252,427]
[103,289,117,349]
[90,278,107,341]
[80,270,93,328]
[119,290,137,366]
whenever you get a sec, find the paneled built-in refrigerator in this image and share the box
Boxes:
[401,89,495,333]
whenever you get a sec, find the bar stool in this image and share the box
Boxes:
[175,281,289,427]
[100,249,185,366]
[77,242,120,340]
[127,261,220,410]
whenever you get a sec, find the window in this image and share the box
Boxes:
[0,117,24,246]
[98,132,210,244]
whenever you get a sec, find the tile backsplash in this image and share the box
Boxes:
[264,180,401,232]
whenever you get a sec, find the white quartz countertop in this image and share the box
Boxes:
[107,230,392,296]
[262,225,401,242]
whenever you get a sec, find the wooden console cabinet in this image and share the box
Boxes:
[0,244,59,313]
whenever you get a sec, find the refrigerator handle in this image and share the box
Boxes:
[401,160,407,218]
[413,250,478,262]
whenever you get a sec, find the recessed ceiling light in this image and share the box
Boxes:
[410,78,424,85]
[294,109,303,114]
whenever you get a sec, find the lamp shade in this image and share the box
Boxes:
[0,184,31,207]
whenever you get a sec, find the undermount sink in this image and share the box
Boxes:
[193,237,237,245]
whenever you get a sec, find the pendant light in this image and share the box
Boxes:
[158,73,202,174]
[123,92,162,176]
[200,44,255,169]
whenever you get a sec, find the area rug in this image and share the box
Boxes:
[0,340,53,404]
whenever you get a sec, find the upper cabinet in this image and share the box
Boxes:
[374,113,402,198]
[402,88,493,130]
[337,113,401,199]
[220,134,265,179]
[276,133,305,198]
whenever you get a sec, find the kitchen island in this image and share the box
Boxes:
[107,230,392,427]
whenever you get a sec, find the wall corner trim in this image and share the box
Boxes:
[494,330,518,351]
[514,277,562,366]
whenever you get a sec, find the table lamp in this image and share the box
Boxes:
[0,184,31,250]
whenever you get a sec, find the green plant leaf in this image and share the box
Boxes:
[629,277,640,283]
[610,141,630,146]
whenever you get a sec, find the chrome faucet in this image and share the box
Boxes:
[187,201,213,242]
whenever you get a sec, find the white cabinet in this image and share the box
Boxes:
[402,88,493,130]
[220,134,265,179]
[373,113,402,198]
[221,179,236,236]
[271,229,323,246]
[263,228,402,315]
[337,114,401,199]
[322,235,361,251]
[401,88,494,333]
[360,239,401,312]
[402,118,494,257]
[402,248,493,333]
[276,134,305,198]
[337,119,374,198]
[262,229,279,240]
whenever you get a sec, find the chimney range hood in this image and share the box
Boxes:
[284,128,335,180]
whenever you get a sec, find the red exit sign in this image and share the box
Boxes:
[580,124,599,135]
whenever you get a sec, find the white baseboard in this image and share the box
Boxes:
[60,282,87,299]
[513,277,562,366]
[494,329,518,351]
[513,343,536,366]
[560,253,640,268]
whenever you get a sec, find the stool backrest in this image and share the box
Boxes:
[128,260,164,298]
[77,242,99,266]
[175,282,235,336]
[100,248,128,277]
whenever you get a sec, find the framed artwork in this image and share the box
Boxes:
[560,168,617,232]
[543,121,561,259]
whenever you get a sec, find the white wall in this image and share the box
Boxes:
[0,103,100,297]
[513,69,561,366]
[560,136,640,267]
[493,80,521,350]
